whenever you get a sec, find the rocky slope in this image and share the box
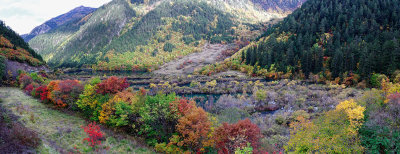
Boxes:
[22,6,96,42]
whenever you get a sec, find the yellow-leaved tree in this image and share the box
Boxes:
[285,99,365,153]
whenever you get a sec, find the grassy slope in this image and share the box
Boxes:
[0,88,153,153]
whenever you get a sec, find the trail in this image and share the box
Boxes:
[0,88,153,154]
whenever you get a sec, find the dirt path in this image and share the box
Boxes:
[154,43,233,75]
[0,88,153,153]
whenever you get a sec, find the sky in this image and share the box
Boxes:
[0,0,112,34]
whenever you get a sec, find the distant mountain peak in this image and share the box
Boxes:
[22,6,96,42]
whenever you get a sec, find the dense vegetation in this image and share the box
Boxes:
[28,0,297,70]
[29,0,135,68]
[240,0,400,81]
[16,73,267,153]
[285,78,400,153]
[87,0,238,71]
[0,21,43,63]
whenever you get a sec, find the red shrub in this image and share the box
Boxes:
[24,84,34,94]
[213,119,262,153]
[58,80,83,94]
[96,76,129,95]
[34,85,48,101]
[387,92,400,105]
[47,80,83,108]
[82,122,104,149]
[19,74,33,88]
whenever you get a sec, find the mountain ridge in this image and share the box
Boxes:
[28,0,307,70]
[22,6,96,42]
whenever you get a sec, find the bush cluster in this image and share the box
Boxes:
[16,74,263,153]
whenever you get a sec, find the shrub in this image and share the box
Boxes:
[139,93,178,145]
[359,89,400,153]
[370,73,389,88]
[34,85,48,101]
[108,101,133,127]
[255,88,267,102]
[18,74,33,89]
[214,119,262,153]
[234,143,253,154]
[29,72,44,84]
[96,76,129,95]
[82,122,104,149]
[169,98,195,117]
[0,55,5,80]
[11,122,41,148]
[24,84,34,94]
[76,77,107,120]
[290,110,310,121]
[48,80,84,108]
[285,99,365,153]
[217,107,250,124]
[163,42,175,52]
[99,88,142,126]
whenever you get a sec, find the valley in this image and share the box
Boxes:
[1,0,400,153]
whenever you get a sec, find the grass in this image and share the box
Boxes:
[0,87,154,153]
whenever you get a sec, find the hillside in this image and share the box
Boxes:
[235,0,400,80]
[251,0,306,14]
[28,0,304,70]
[0,21,44,66]
[22,6,96,42]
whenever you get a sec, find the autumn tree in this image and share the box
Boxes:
[176,104,211,152]
[213,119,261,153]
[285,99,365,153]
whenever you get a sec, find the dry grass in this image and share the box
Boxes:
[0,87,154,153]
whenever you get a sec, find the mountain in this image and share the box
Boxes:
[28,0,306,70]
[0,21,44,66]
[22,6,96,42]
[237,0,400,79]
[251,0,306,14]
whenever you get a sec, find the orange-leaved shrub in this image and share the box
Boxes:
[96,76,129,95]
[176,103,211,152]
[47,80,83,108]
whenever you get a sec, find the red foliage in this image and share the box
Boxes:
[96,76,129,95]
[387,92,400,105]
[58,80,83,94]
[19,74,33,88]
[46,80,83,108]
[24,84,34,94]
[170,98,195,116]
[139,87,147,96]
[82,122,104,149]
[213,119,262,153]
[34,85,48,101]
[176,105,210,152]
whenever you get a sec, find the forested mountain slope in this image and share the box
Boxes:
[28,0,305,70]
[22,6,96,42]
[240,0,400,79]
[0,21,44,66]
